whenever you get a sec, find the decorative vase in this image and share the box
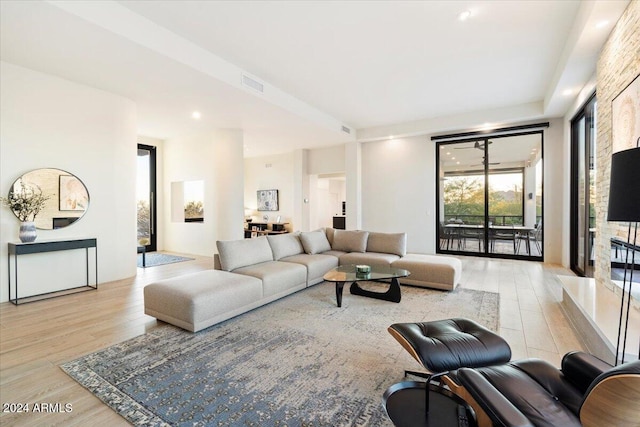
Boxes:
[19,221,37,243]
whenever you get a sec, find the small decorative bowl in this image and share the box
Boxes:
[356,265,371,274]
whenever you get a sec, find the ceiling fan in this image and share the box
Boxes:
[472,156,500,167]
[454,140,493,150]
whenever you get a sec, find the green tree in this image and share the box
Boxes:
[444,176,484,222]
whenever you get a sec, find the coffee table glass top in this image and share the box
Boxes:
[323,264,410,282]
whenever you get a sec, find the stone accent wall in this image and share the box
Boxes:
[595,1,639,299]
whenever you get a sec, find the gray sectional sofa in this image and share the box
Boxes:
[144,228,461,332]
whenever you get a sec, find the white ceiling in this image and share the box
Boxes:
[0,0,630,157]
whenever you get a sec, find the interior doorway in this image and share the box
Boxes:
[310,173,345,230]
[137,144,157,252]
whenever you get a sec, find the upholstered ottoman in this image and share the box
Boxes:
[391,254,461,290]
[389,318,511,374]
[144,270,263,332]
[388,318,511,422]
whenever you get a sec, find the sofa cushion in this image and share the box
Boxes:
[144,270,263,332]
[366,232,407,256]
[281,253,339,285]
[321,249,346,258]
[216,236,274,271]
[234,261,307,298]
[339,252,400,267]
[332,230,369,253]
[391,254,461,291]
[299,230,332,254]
[267,232,304,260]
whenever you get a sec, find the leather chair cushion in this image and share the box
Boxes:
[471,360,584,427]
[561,351,611,394]
[389,318,511,372]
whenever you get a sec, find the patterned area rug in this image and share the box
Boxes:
[137,253,194,268]
[61,283,499,426]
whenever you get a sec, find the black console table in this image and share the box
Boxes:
[8,238,98,305]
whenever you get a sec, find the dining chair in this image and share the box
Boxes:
[458,226,484,252]
[438,222,453,250]
[489,225,517,254]
[515,222,543,256]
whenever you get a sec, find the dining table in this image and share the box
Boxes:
[444,223,537,254]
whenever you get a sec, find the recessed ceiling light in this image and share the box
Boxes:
[458,10,472,21]
[191,111,201,120]
[446,152,451,155]
[452,157,456,160]
[389,135,394,140]
[595,20,609,29]
[562,89,575,96]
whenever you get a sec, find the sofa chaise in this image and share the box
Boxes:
[144,228,462,332]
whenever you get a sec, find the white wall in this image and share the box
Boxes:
[0,62,137,303]
[361,136,436,254]
[244,152,295,228]
[163,130,244,255]
[244,146,349,232]
[307,144,346,175]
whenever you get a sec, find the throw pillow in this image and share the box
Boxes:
[216,236,274,271]
[267,232,304,260]
[324,227,336,246]
[332,230,369,253]
[299,230,332,254]
[366,232,407,256]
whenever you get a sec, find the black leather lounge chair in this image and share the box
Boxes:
[388,318,640,427]
[457,351,640,427]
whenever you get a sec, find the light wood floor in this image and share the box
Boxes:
[0,254,585,426]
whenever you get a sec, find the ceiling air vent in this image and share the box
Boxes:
[242,74,264,93]
[341,126,351,134]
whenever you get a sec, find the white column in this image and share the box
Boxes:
[293,149,310,231]
[212,129,244,241]
[345,141,362,230]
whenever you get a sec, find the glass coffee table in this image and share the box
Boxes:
[323,264,410,307]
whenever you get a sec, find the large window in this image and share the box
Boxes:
[570,95,596,277]
[436,130,543,260]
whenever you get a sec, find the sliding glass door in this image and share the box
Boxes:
[571,95,597,277]
[439,140,486,254]
[437,131,543,260]
[137,144,157,252]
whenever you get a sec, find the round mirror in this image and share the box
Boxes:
[8,168,90,230]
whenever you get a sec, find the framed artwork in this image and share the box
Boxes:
[257,189,278,211]
[612,73,640,154]
[59,175,89,211]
